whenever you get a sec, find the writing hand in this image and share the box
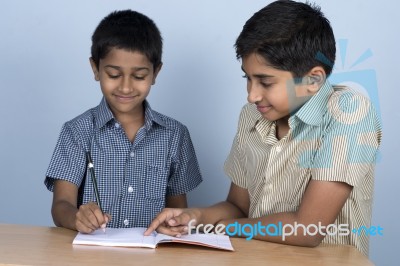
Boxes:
[75,202,111,233]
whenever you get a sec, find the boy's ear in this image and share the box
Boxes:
[152,63,163,85]
[89,57,100,81]
[306,66,326,93]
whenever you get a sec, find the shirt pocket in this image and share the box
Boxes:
[137,164,168,202]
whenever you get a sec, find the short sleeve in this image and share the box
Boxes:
[224,105,250,189]
[224,134,248,189]
[311,89,382,187]
[44,122,87,191]
[166,125,202,196]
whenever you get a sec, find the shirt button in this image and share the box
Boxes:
[130,152,135,157]
[276,146,282,153]
[128,186,134,193]
[268,184,273,190]
[115,123,120,128]
[124,219,129,226]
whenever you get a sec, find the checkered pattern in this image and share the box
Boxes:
[45,98,202,228]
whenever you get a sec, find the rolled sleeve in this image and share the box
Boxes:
[166,125,202,196]
[224,133,248,189]
[44,122,87,191]
[224,105,255,189]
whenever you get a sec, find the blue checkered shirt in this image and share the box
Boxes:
[45,98,202,228]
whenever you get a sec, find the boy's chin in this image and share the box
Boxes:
[261,112,289,122]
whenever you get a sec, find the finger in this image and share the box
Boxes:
[155,224,188,237]
[101,213,112,229]
[77,203,103,230]
[88,202,108,227]
[144,215,168,235]
[144,209,181,235]
[76,208,97,231]
[75,220,95,234]
[169,212,195,227]
[167,225,189,234]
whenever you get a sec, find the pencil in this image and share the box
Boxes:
[86,151,106,232]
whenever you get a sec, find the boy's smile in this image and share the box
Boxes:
[256,104,273,114]
[90,48,161,122]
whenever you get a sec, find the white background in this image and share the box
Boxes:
[0,1,398,264]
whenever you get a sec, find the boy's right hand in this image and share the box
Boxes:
[75,202,111,233]
[144,208,201,237]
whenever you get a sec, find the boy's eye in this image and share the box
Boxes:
[107,74,121,79]
[261,82,273,88]
[106,74,146,80]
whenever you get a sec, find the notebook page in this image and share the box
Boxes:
[73,228,156,248]
[155,232,234,251]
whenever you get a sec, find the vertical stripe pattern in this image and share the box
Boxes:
[224,82,382,256]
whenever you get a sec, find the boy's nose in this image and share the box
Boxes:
[120,76,133,93]
[247,85,262,104]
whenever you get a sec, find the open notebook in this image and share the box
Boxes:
[73,227,234,251]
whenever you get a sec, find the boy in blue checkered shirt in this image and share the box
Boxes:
[45,10,202,233]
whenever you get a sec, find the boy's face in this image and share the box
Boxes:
[242,53,313,123]
[90,48,161,120]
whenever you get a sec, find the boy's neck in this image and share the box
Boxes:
[112,102,145,125]
[118,113,144,127]
[114,106,145,143]
[275,116,290,140]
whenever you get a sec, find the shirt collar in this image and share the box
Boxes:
[95,97,166,129]
[143,100,166,130]
[250,80,333,131]
[249,106,274,135]
[96,97,114,128]
[290,80,333,126]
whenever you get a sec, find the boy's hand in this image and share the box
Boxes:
[75,202,111,233]
[144,208,201,237]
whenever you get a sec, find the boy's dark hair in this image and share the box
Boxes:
[91,10,162,70]
[235,0,336,77]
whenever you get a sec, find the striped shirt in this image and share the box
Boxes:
[45,98,202,228]
[224,81,382,256]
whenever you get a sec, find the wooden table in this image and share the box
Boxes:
[0,224,373,266]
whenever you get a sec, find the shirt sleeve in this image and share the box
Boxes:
[166,125,202,196]
[311,89,382,187]
[224,105,250,189]
[44,122,87,191]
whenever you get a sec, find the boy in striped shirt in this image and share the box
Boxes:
[145,0,381,256]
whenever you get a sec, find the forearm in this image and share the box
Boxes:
[166,194,187,208]
[195,200,246,226]
[51,200,78,231]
